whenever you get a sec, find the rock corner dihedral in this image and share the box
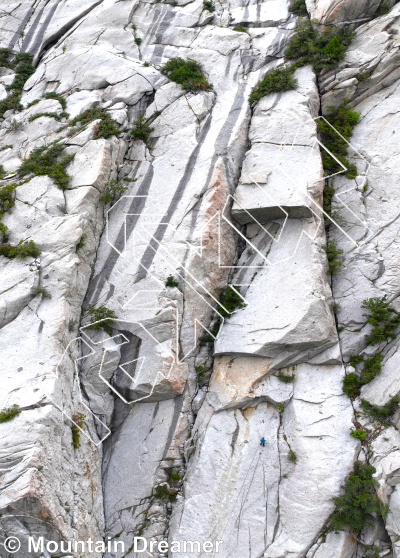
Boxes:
[0,0,400,557]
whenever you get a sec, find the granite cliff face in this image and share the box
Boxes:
[0,1,400,557]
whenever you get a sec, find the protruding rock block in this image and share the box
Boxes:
[232,67,324,225]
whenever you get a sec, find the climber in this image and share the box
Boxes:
[260,437,266,447]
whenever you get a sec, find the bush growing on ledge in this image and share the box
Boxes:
[233,24,247,33]
[249,65,297,103]
[18,142,74,189]
[284,19,354,75]
[44,92,67,109]
[288,449,297,463]
[361,396,400,426]
[0,239,41,259]
[343,354,384,398]
[362,295,400,345]
[161,58,213,92]
[165,275,179,287]
[70,108,119,139]
[99,180,128,205]
[317,101,360,179]
[350,428,367,440]
[71,412,85,448]
[0,48,13,69]
[324,239,343,274]
[199,319,221,346]
[326,461,388,534]
[203,0,215,11]
[276,371,295,383]
[0,92,24,118]
[88,305,118,335]
[28,111,69,122]
[153,484,178,502]
[373,1,391,17]
[218,285,245,318]
[31,285,51,298]
[131,115,154,142]
[0,51,35,117]
[289,0,307,16]
[0,404,21,423]
[6,52,35,92]
[0,183,16,217]
[76,234,86,251]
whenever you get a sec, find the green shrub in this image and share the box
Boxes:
[131,24,137,30]
[18,143,74,189]
[324,239,343,274]
[0,48,13,69]
[362,295,400,345]
[199,319,221,345]
[153,484,177,501]
[131,115,154,142]
[6,52,35,92]
[343,372,363,398]
[361,396,400,425]
[0,51,34,115]
[233,24,247,32]
[27,99,40,108]
[361,353,384,383]
[0,239,41,259]
[76,234,86,251]
[71,412,85,448]
[373,1,391,17]
[326,461,388,534]
[70,108,119,139]
[203,0,215,11]
[288,449,297,463]
[197,366,205,382]
[277,372,295,383]
[361,545,380,558]
[143,62,150,67]
[0,404,21,423]
[249,65,297,103]
[318,101,360,178]
[349,355,364,367]
[44,92,67,110]
[88,305,118,335]
[0,222,9,243]
[135,37,142,46]
[218,285,245,317]
[0,91,23,118]
[28,111,69,122]
[343,354,383,398]
[161,57,213,92]
[165,275,179,287]
[284,18,354,75]
[99,180,128,204]
[0,165,5,179]
[31,285,51,298]
[276,403,285,413]
[350,428,367,439]
[0,183,16,242]
[289,0,307,16]
[0,145,13,151]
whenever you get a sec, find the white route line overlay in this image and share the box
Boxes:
[49,113,378,446]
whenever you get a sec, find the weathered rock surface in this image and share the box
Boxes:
[1,0,400,557]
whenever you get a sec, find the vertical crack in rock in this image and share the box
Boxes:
[1,0,400,557]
